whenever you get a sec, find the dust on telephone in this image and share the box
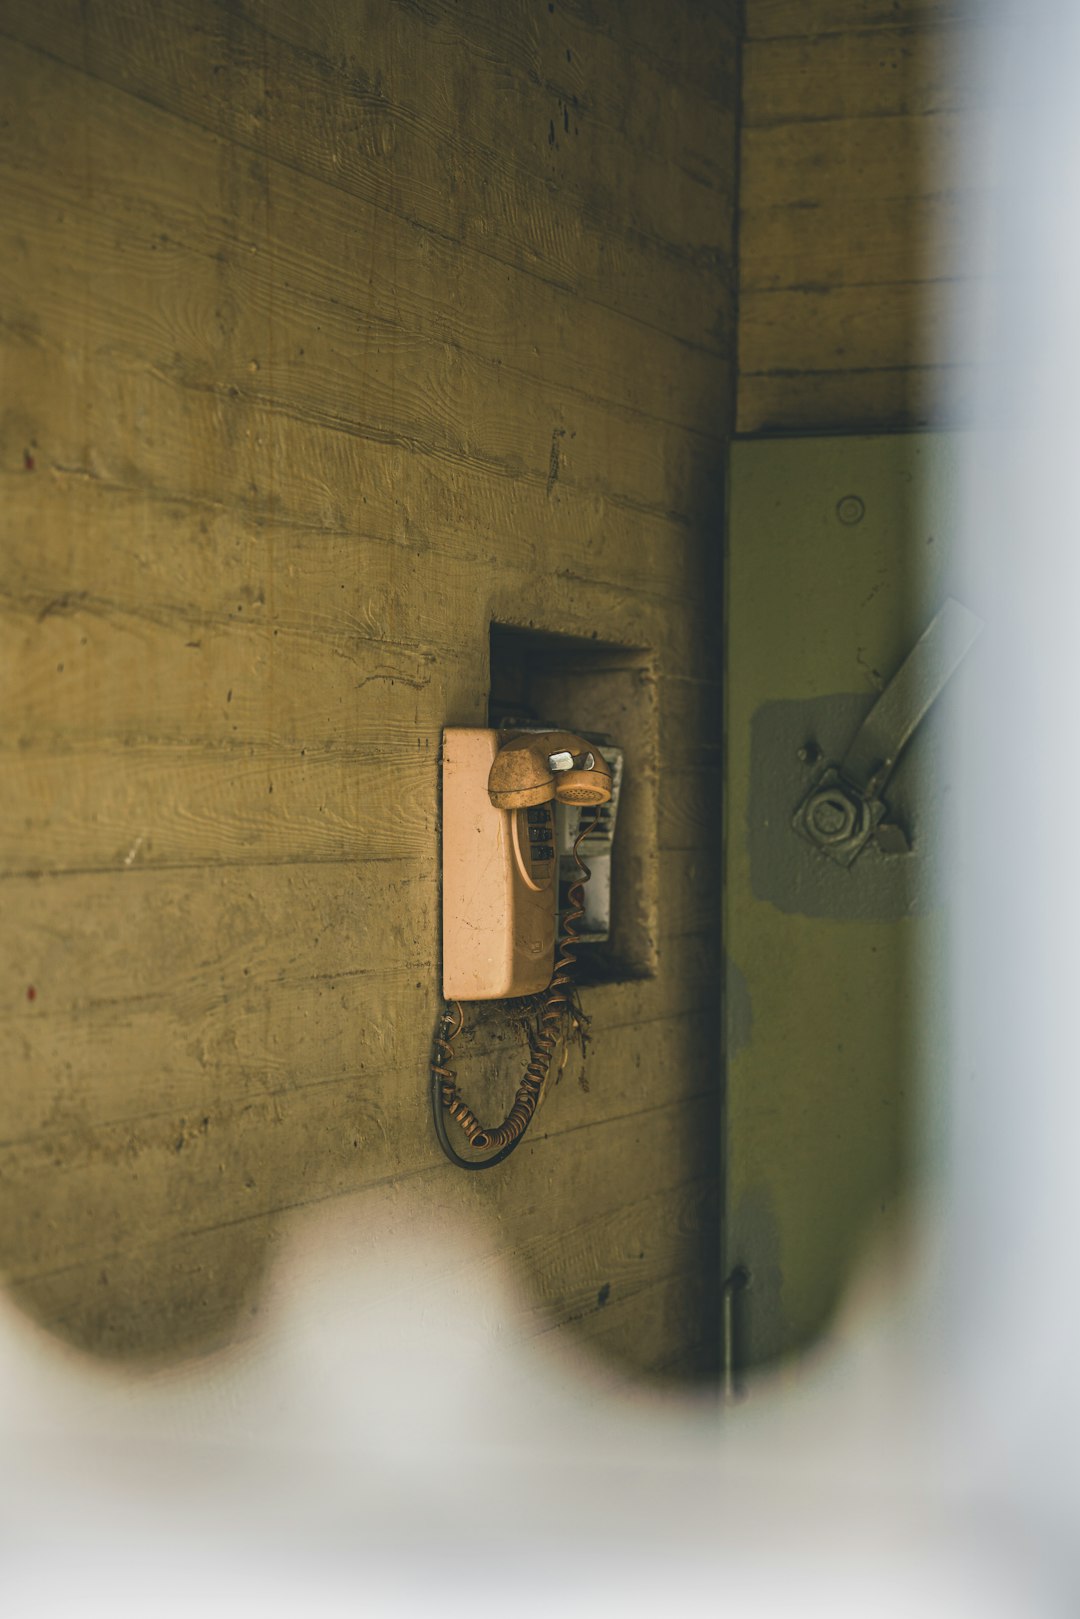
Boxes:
[431,727,622,1170]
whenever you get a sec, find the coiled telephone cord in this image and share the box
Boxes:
[431,814,596,1171]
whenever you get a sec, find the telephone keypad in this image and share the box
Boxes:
[513,803,555,890]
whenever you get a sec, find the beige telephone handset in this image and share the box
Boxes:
[432,728,613,1169]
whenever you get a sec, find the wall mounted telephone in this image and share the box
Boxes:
[431,726,617,1170]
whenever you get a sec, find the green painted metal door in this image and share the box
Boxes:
[724,434,966,1369]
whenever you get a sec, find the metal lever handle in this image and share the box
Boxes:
[841,597,983,797]
[794,597,984,866]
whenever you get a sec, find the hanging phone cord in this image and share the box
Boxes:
[430,811,598,1171]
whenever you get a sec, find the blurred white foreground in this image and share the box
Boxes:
[4,4,1079,1613]
[0,1194,1054,1619]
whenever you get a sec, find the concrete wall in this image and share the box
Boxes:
[738,0,984,433]
[0,0,737,1377]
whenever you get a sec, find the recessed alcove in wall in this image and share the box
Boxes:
[488,622,658,985]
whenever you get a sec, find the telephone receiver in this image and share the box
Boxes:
[487,729,614,810]
[434,728,613,1169]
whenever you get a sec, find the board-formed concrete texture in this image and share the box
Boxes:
[738,0,989,434]
[0,0,736,1377]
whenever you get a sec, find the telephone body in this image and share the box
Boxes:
[442,726,622,1000]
